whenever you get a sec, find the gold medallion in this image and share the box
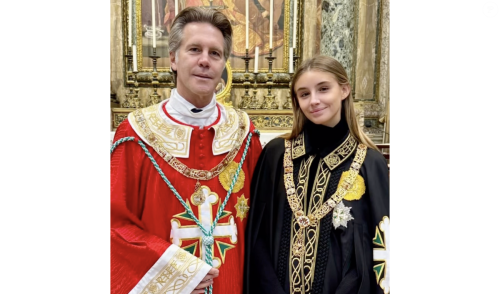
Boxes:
[339,172,366,201]
[192,187,206,206]
[219,161,245,193]
[234,194,250,221]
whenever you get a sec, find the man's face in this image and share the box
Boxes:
[170,22,226,107]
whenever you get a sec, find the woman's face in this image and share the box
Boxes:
[294,70,350,128]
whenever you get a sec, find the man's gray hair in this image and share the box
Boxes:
[168,7,233,61]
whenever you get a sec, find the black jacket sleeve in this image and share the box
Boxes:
[243,138,288,294]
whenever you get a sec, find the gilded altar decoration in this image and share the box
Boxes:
[339,172,366,201]
[248,114,294,129]
[234,194,250,221]
[219,161,246,193]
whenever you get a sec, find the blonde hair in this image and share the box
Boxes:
[284,55,379,151]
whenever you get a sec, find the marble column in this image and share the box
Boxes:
[111,0,126,105]
[378,0,390,143]
[354,0,379,101]
[302,0,321,59]
[320,0,356,81]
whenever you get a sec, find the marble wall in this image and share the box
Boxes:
[110,0,390,142]
[320,0,356,81]
[378,0,390,142]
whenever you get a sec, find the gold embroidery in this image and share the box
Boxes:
[234,194,250,221]
[291,133,305,159]
[284,138,367,294]
[212,108,249,155]
[339,172,366,201]
[303,162,331,291]
[218,161,246,193]
[131,105,249,182]
[289,156,314,293]
[322,135,357,170]
[142,104,192,157]
[139,248,205,294]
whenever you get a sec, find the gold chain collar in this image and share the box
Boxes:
[134,109,248,181]
[283,135,367,256]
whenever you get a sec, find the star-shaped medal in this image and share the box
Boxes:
[235,194,250,221]
[332,201,354,229]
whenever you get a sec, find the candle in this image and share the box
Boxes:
[289,47,294,73]
[152,0,156,48]
[269,0,273,49]
[175,0,178,16]
[245,0,249,49]
[132,45,138,71]
[292,0,298,48]
[128,0,132,47]
[254,47,259,73]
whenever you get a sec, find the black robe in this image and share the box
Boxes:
[243,119,390,294]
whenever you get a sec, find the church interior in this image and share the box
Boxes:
[110,0,390,162]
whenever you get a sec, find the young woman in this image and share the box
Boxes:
[243,55,390,294]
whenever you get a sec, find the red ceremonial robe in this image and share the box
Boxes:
[111,102,262,294]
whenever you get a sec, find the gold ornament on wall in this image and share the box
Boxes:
[215,61,233,107]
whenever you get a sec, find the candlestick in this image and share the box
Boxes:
[245,0,249,49]
[132,45,138,72]
[152,0,156,48]
[292,0,297,48]
[239,49,252,109]
[128,0,132,47]
[148,47,162,106]
[175,0,178,16]
[263,49,277,109]
[125,76,140,109]
[269,0,273,49]
[289,47,294,73]
[248,72,262,109]
[124,48,135,108]
[254,46,259,73]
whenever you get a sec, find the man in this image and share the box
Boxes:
[111,7,262,294]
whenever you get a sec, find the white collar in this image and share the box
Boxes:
[166,89,219,127]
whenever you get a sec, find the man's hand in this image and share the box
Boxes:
[191,267,219,294]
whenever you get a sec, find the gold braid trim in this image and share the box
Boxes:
[139,249,206,294]
[283,136,367,250]
[132,108,248,181]
[284,136,367,294]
